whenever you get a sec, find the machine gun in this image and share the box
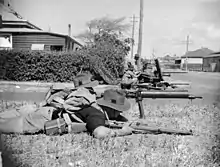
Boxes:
[125,89,202,119]
[136,59,190,90]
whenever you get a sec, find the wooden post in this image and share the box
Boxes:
[137,0,144,71]
[185,35,189,71]
[131,14,136,59]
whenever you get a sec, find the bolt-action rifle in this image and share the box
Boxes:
[106,120,193,136]
[55,119,193,136]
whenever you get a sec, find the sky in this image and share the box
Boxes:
[7,0,220,58]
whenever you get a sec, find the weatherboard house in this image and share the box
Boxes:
[0,3,82,51]
[203,52,220,72]
[180,48,214,71]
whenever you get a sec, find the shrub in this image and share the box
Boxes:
[0,31,132,83]
[0,48,126,84]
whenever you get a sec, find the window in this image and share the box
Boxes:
[31,44,45,50]
[50,45,63,51]
[0,34,12,49]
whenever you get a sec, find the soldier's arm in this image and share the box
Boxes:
[93,126,133,139]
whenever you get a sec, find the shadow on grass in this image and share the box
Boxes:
[1,135,31,167]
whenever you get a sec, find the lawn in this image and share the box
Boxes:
[0,72,220,167]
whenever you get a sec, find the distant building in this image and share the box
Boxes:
[0,3,82,51]
[180,48,214,71]
[158,55,181,70]
[203,52,220,72]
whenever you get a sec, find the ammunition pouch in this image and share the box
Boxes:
[44,113,87,135]
[44,118,67,135]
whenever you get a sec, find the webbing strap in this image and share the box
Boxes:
[70,113,84,123]
[56,118,62,134]
[63,113,72,133]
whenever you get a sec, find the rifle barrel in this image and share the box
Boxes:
[141,91,201,99]
[134,86,189,92]
[127,91,202,99]
[170,82,190,85]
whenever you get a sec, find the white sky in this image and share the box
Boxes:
[8,0,220,58]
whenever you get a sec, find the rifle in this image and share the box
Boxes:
[56,120,192,136]
[125,89,202,119]
[107,120,193,136]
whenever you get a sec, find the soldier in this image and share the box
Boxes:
[121,61,141,89]
[0,79,133,138]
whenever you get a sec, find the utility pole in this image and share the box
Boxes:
[152,48,156,59]
[48,25,51,32]
[137,0,144,70]
[130,14,138,59]
[185,35,189,71]
[174,35,192,71]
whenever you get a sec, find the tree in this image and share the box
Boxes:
[76,16,131,44]
[79,32,132,81]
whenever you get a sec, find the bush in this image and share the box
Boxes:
[0,32,131,83]
[0,49,121,84]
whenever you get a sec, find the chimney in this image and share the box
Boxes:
[68,24,71,37]
[0,15,2,28]
[0,0,4,5]
[0,0,9,6]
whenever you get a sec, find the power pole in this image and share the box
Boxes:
[174,35,192,71]
[152,48,156,59]
[137,0,144,70]
[48,25,51,32]
[185,35,189,71]
[130,14,138,59]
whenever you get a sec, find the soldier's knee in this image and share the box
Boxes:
[93,126,110,139]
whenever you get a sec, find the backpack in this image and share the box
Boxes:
[43,86,104,135]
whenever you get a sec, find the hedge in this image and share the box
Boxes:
[0,50,121,84]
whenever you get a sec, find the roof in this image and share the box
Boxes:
[0,27,82,46]
[0,3,82,46]
[203,52,220,58]
[72,36,86,46]
[181,48,214,58]
[0,3,27,22]
[0,27,43,33]
[212,51,220,55]
[0,3,41,30]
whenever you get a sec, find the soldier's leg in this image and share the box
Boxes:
[0,104,37,120]
[0,116,24,133]
[0,106,56,134]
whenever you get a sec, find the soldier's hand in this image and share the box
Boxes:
[121,123,133,135]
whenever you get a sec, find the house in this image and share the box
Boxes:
[180,48,214,71]
[203,52,220,72]
[0,2,82,51]
[158,55,181,70]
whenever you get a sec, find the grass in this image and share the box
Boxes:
[0,100,220,167]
